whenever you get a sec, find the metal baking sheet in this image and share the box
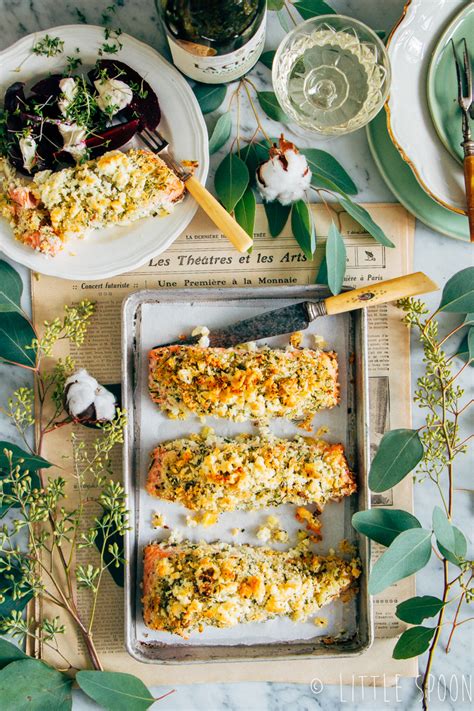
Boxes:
[122,286,373,663]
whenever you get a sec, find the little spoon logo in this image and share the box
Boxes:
[310,678,324,694]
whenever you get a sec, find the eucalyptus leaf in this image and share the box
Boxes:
[368,528,432,595]
[277,8,291,31]
[352,509,421,547]
[438,525,467,567]
[395,596,445,625]
[369,429,424,493]
[0,442,52,473]
[214,153,249,212]
[260,50,276,69]
[234,187,256,238]
[264,200,291,237]
[208,112,232,154]
[392,626,435,660]
[0,260,23,314]
[463,312,474,325]
[326,222,347,295]
[257,91,288,123]
[439,267,474,313]
[316,255,328,285]
[267,0,284,9]
[338,196,395,247]
[0,638,29,668]
[192,83,227,114]
[76,671,156,711]
[0,312,37,368]
[294,0,336,19]
[300,148,358,195]
[0,442,52,517]
[432,506,455,553]
[456,327,474,365]
[0,658,72,710]
[0,560,34,616]
[291,200,316,260]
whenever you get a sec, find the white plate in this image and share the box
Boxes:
[386,0,466,215]
[0,25,209,280]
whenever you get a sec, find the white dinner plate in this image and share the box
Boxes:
[0,25,209,280]
[386,0,466,215]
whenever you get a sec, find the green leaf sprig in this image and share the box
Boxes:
[352,269,474,709]
[0,260,175,709]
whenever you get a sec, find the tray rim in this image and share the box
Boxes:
[122,285,374,664]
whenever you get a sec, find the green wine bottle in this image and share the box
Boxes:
[159,0,267,83]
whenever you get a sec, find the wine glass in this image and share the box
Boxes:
[272,15,391,136]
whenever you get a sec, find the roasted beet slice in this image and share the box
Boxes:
[85,118,139,151]
[52,118,140,163]
[5,82,27,130]
[89,60,160,129]
[30,74,64,97]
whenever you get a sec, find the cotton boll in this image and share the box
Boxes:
[65,380,96,418]
[64,369,116,422]
[256,135,311,205]
[93,385,117,421]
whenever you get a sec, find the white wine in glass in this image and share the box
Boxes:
[273,16,391,136]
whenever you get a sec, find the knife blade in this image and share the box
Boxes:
[154,272,438,349]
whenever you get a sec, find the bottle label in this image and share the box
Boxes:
[167,10,266,83]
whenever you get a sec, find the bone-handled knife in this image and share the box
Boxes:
[157,272,438,349]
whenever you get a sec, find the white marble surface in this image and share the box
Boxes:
[0,1,472,709]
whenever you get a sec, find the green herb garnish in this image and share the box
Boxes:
[32,34,64,57]
[66,55,82,73]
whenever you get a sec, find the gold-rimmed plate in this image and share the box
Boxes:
[386,0,467,215]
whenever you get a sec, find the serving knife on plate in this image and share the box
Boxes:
[157,272,438,348]
[139,127,253,254]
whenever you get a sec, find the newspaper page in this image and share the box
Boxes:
[29,203,417,684]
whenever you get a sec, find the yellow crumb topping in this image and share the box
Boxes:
[147,431,355,513]
[142,540,361,637]
[148,344,339,422]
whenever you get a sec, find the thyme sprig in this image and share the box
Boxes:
[32,35,64,58]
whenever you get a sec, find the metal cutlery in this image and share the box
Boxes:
[451,37,474,240]
[156,272,438,348]
[139,127,253,253]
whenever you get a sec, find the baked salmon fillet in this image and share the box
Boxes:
[148,345,339,421]
[0,149,185,255]
[146,430,355,512]
[142,540,360,637]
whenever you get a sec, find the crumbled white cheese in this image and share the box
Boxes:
[152,512,166,528]
[256,525,271,542]
[192,325,210,348]
[58,77,78,116]
[168,528,183,544]
[19,135,37,172]
[313,334,327,350]
[94,78,133,115]
[58,122,87,160]
[64,368,116,420]
[185,515,198,528]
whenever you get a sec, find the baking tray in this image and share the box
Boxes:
[122,286,373,663]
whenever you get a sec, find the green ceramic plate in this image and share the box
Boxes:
[427,3,474,165]
[366,108,470,241]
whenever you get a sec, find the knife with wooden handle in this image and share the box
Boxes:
[184,175,254,253]
[159,272,438,348]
